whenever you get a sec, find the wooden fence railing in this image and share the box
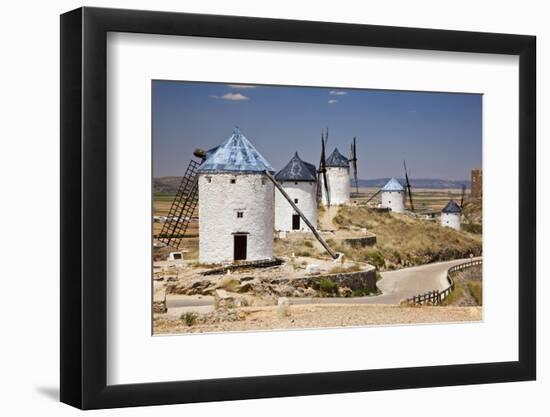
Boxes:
[403,258,482,306]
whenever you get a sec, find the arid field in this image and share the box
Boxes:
[152,187,482,335]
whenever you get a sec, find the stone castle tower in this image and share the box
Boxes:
[471,169,482,198]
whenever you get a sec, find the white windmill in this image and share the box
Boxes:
[274,152,318,232]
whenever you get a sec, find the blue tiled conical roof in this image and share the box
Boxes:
[325,148,349,168]
[199,128,274,173]
[381,178,405,192]
[275,152,317,182]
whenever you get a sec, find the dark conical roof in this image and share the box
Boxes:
[275,152,317,182]
[199,127,274,173]
[325,148,349,167]
[442,199,462,213]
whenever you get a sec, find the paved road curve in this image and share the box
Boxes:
[166,257,481,309]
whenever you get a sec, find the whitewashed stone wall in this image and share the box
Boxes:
[441,212,461,230]
[274,181,317,231]
[320,167,350,205]
[381,190,405,212]
[198,173,274,264]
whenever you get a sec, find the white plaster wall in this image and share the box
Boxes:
[320,167,350,205]
[198,173,274,263]
[381,190,405,212]
[274,181,317,231]
[441,212,461,230]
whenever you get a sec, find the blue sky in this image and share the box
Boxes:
[153,81,482,180]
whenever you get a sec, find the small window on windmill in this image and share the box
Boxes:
[294,181,298,185]
[205,176,212,183]
[230,178,236,184]
[237,211,244,218]
[294,198,299,204]
[261,178,266,185]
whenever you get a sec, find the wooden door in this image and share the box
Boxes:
[292,214,301,230]
[233,234,247,261]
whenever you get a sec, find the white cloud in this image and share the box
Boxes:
[328,99,338,104]
[329,90,347,95]
[227,84,258,89]
[210,93,250,101]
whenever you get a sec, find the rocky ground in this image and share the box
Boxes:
[155,255,375,298]
[153,303,482,334]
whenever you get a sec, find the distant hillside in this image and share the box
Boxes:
[357,178,470,190]
[153,176,185,194]
[154,176,470,194]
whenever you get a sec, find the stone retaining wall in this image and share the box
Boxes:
[273,267,377,292]
[343,235,377,248]
[165,266,378,298]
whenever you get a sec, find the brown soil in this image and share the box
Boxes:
[153,304,482,334]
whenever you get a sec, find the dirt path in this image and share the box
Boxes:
[318,206,340,231]
[154,303,482,334]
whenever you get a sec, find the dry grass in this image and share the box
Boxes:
[462,197,482,224]
[467,281,483,306]
[444,265,483,306]
[332,206,482,269]
[441,283,464,306]
[273,237,326,259]
[328,263,363,274]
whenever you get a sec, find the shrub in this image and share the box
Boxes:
[367,251,385,268]
[303,241,314,248]
[333,214,345,225]
[180,312,198,326]
[352,288,371,297]
[392,250,402,264]
[319,277,338,295]
[462,223,482,234]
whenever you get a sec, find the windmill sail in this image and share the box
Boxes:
[460,184,466,208]
[265,170,338,259]
[158,158,202,248]
[365,189,381,204]
[316,129,331,206]
[349,137,359,193]
[403,160,415,212]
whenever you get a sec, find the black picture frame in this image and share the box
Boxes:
[60,6,536,410]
